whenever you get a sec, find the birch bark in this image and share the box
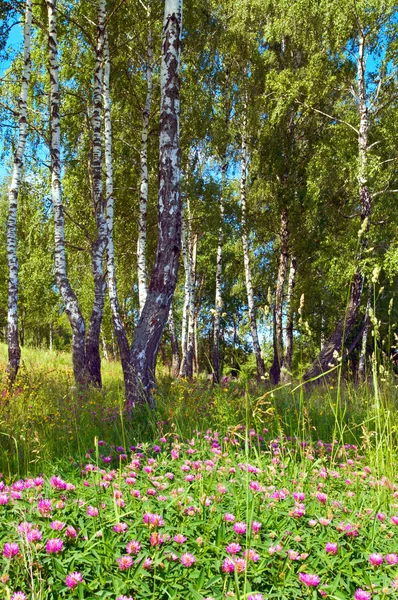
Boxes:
[240,109,265,380]
[283,254,296,378]
[86,0,108,387]
[304,30,371,382]
[358,284,371,381]
[47,0,89,386]
[6,0,32,384]
[103,30,132,394]
[137,13,153,314]
[130,0,183,407]
[168,307,180,377]
[270,208,289,385]
[213,159,226,383]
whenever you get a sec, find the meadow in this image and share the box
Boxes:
[1,343,398,600]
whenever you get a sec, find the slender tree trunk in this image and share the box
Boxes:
[168,308,180,377]
[179,213,189,370]
[86,0,107,387]
[240,108,265,380]
[6,0,32,385]
[358,284,371,382]
[180,203,196,378]
[213,159,226,383]
[137,13,153,314]
[270,208,289,384]
[130,0,183,407]
[304,30,371,382]
[283,254,296,380]
[47,0,90,387]
[103,29,132,395]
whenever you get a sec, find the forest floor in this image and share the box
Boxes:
[0,343,398,599]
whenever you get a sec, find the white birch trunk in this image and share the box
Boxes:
[179,213,189,369]
[47,0,89,386]
[283,254,296,380]
[6,0,32,384]
[130,0,183,407]
[86,0,108,387]
[103,30,132,394]
[213,159,226,383]
[358,285,371,381]
[240,109,265,380]
[137,13,153,314]
[168,307,180,377]
[180,201,196,378]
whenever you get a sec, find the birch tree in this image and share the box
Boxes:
[47,0,90,386]
[6,0,32,384]
[137,6,153,314]
[240,104,265,380]
[130,0,183,407]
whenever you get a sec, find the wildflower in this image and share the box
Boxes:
[299,573,321,587]
[226,543,241,555]
[252,521,262,533]
[224,513,235,522]
[222,557,235,573]
[38,499,52,516]
[65,525,77,539]
[11,593,27,600]
[316,492,328,504]
[248,595,263,600]
[173,534,187,544]
[116,597,134,600]
[369,553,383,566]
[354,590,371,600]
[287,550,300,560]
[113,522,128,534]
[181,553,196,567]
[87,506,99,517]
[234,558,246,573]
[50,520,65,531]
[3,543,19,559]
[117,556,133,570]
[65,572,84,589]
[143,513,164,527]
[26,528,42,543]
[325,542,338,555]
[233,522,247,535]
[150,532,164,547]
[45,538,64,554]
[126,540,141,554]
[244,548,260,562]
[142,557,152,570]
[385,554,398,565]
[391,516,398,525]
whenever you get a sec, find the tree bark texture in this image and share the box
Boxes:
[103,30,132,395]
[303,30,371,382]
[47,0,90,387]
[270,208,289,385]
[86,0,108,387]
[358,284,371,382]
[168,307,180,378]
[240,109,265,380]
[180,202,196,378]
[130,0,183,407]
[283,254,297,378]
[137,14,153,314]
[6,0,32,384]
[213,159,227,383]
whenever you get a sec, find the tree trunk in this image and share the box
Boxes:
[86,0,108,387]
[168,307,180,377]
[283,254,297,379]
[179,213,189,371]
[47,0,90,387]
[303,30,371,382]
[240,107,265,380]
[130,0,182,408]
[213,159,226,383]
[137,13,153,314]
[270,208,289,385]
[358,285,371,382]
[180,203,196,378]
[103,29,132,396]
[6,0,32,385]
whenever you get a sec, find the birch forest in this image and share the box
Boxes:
[1,0,398,406]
